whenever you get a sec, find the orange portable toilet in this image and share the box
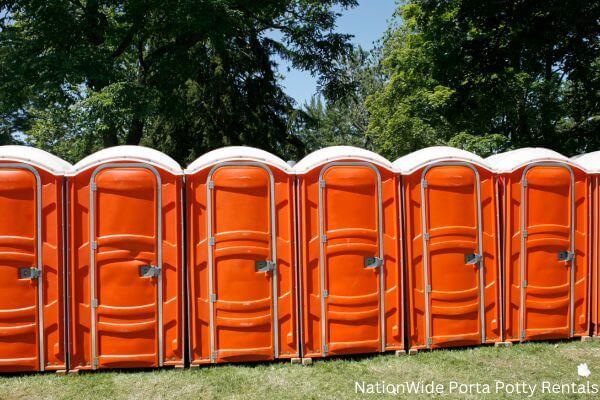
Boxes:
[395,147,502,351]
[569,152,598,337]
[67,146,184,371]
[487,148,590,342]
[0,146,70,373]
[185,147,299,364]
[295,147,403,360]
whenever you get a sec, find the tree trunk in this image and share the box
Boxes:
[126,116,144,145]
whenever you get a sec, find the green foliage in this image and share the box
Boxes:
[0,0,358,163]
[294,47,384,152]
[367,0,600,159]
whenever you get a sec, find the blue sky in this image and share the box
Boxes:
[276,1,398,105]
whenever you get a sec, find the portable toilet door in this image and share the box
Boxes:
[395,147,502,350]
[295,147,403,359]
[487,148,590,342]
[0,146,70,373]
[67,146,184,370]
[569,152,597,337]
[185,147,298,364]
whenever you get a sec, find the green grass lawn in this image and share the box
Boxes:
[2,341,600,399]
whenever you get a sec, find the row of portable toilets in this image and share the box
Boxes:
[1,144,600,373]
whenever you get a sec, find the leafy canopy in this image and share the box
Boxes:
[0,0,358,163]
[367,0,600,159]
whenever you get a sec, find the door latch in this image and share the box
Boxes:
[464,253,482,265]
[19,267,41,279]
[557,251,575,262]
[364,256,383,268]
[255,260,276,272]
[140,265,161,278]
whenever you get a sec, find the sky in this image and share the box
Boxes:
[276,1,398,106]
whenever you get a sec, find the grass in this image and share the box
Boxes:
[2,341,600,399]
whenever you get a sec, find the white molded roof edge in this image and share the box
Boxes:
[392,146,491,174]
[572,151,600,173]
[293,146,392,173]
[69,145,183,175]
[0,145,72,175]
[485,147,581,173]
[185,146,291,174]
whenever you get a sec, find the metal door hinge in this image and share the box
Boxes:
[557,251,575,262]
[92,357,99,368]
[140,265,161,278]
[323,344,329,354]
[211,352,217,361]
[427,338,433,346]
[522,280,527,288]
[91,182,97,191]
[91,298,99,308]
[91,241,98,250]
[208,181,215,190]
[255,260,276,272]
[426,284,432,294]
[423,233,430,241]
[19,267,41,280]
[210,294,217,303]
[523,230,528,238]
[523,179,528,187]
[322,290,329,298]
[319,180,326,188]
[321,235,327,243]
[208,237,216,246]
[364,256,383,269]
[422,179,428,188]
[520,331,526,340]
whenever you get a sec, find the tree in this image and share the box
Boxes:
[293,47,384,152]
[0,1,358,163]
[367,0,600,159]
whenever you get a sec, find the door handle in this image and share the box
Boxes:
[139,265,161,278]
[19,267,41,279]
[464,253,482,266]
[255,260,276,272]
[364,256,383,269]
[557,251,574,262]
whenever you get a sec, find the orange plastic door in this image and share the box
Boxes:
[0,166,42,371]
[208,165,277,362]
[521,165,574,340]
[319,164,383,356]
[91,166,162,369]
[422,165,484,348]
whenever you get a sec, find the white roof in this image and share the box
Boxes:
[69,145,183,175]
[185,146,290,174]
[0,145,72,175]
[392,146,490,174]
[485,147,577,173]
[293,146,392,173]
[572,151,600,173]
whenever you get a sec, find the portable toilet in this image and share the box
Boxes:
[569,152,598,337]
[487,148,590,342]
[185,147,299,364]
[67,146,185,370]
[295,146,403,360]
[395,147,502,351]
[0,146,70,373]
